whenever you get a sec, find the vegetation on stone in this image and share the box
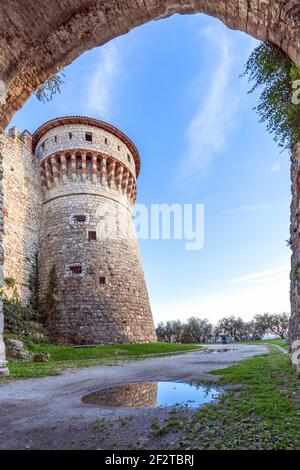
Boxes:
[1,278,47,339]
[243,42,300,149]
[35,72,65,103]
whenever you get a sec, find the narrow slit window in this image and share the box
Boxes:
[88,230,97,241]
[85,132,93,142]
[127,154,131,163]
[54,135,58,142]
[69,132,72,139]
[105,137,108,145]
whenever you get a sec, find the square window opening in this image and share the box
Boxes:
[85,132,93,142]
[99,276,106,285]
[88,230,97,241]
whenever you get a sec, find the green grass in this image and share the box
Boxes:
[155,348,299,450]
[4,342,200,379]
[206,338,289,349]
[229,338,289,350]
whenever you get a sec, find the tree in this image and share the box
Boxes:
[268,313,290,339]
[170,320,184,343]
[253,313,271,338]
[243,42,300,149]
[217,316,245,341]
[254,312,290,339]
[156,322,167,342]
[181,317,213,343]
[35,72,65,103]
[155,320,184,343]
[247,319,267,340]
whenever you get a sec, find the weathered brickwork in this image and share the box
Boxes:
[1,129,42,301]
[36,116,156,344]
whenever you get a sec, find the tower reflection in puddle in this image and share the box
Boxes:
[81,381,223,408]
[82,382,158,408]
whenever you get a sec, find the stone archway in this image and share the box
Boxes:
[1,0,300,373]
[1,1,300,130]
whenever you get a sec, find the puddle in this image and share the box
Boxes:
[81,381,223,409]
[211,348,236,353]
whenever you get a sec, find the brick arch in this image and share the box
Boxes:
[1,1,300,129]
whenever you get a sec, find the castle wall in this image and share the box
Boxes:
[37,120,156,344]
[289,143,300,371]
[0,134,8,374]
[1,129,42,302]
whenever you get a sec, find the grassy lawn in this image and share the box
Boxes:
[233,338,289,350]
[4,341,200,379]
[153,348,300,450]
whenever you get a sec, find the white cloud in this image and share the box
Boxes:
[270,161,281,173]
[86,42,121,117]
[179,24,239,180]
[223,202,286,215]
[253,160,282,177]
[227,265,289,285]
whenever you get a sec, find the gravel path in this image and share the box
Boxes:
[0,343,268,450]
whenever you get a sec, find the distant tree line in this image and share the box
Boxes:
[156,313,290,344]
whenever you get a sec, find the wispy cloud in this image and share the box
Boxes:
[254,160,281,176]
[227,265,289,285]
[178,24,239,180]
[86,42,121,117]
[223,202,286,215]
[270,161,281,173]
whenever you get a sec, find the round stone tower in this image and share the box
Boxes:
[32,116,156,345]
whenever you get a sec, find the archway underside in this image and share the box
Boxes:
[1,0,300,129]
[0,0,300,372]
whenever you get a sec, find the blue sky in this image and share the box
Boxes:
[9,13,291,325]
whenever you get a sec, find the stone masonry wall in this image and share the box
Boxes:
[0,133,8,374]
[289,142,300,371]
[37,120,156,345]
[2,129,42,302]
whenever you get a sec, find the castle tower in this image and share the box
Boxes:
[32,116,156,345]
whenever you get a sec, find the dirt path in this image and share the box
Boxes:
[0,343,268,450]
